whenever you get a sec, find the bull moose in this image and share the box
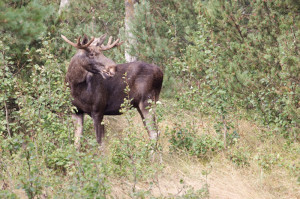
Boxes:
[61,34,163,149]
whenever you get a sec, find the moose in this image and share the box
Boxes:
[61,34,163,149]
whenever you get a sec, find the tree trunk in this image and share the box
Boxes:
[59,0,70,15]
[125,0,138,62]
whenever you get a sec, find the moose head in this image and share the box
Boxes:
[62,34,163,150]
[61,34,122,78]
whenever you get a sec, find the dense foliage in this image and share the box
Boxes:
[0,0,299,197]
[173,0,299,139]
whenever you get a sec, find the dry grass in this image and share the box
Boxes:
[103,99,299,198]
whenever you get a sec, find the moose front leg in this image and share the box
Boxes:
[91,112,105,145]
[72,113,84,150]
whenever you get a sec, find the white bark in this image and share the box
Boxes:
[125,0,138,62]
[72,114,83,150]
[59,0,70,15]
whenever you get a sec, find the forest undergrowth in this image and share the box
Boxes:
[1,98,299,198]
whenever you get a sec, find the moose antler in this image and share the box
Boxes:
[99,36,123,51]
[61,35,95,49]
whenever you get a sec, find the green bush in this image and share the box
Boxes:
[170,0,299,139]
[109,82,162,193]
[0,190,18,199]
[228,147,251,167]
[254,152,282,171]
[168,126,224,160]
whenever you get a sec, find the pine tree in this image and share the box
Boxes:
[0,0,54,69]
[179,0,299,138]
[122,0,170,65]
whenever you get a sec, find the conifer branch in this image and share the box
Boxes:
[229,14,244,42]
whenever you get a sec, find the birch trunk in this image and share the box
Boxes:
[125,0,138,62]
[59,0,70,15]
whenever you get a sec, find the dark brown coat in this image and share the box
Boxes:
[62,35,163,148]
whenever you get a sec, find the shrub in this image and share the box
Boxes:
[228,148,251,167]
[168,125,224,160]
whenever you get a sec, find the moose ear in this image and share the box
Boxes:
[82,35,89,45]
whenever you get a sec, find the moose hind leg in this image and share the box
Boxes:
[138,99,162,163]
[72,113,84,150]
[91,113,105,145]
[138,100,159,140]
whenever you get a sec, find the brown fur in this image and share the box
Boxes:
[65,41,163,146]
